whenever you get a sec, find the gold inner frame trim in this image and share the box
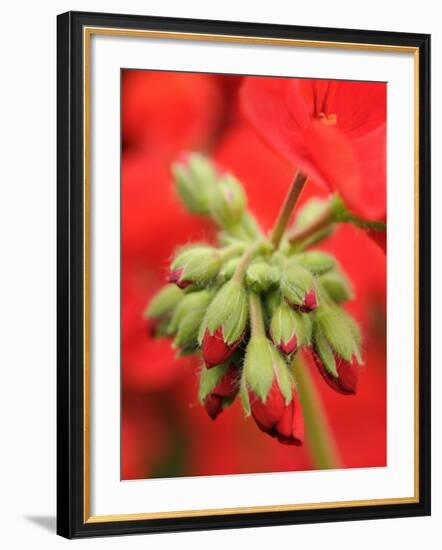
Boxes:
[82,26,420,524]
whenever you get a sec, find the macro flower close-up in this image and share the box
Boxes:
[121,70,387,480]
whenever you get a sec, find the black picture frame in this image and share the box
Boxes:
[57,10,431,539]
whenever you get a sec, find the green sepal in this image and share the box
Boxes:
[297,251,336,275]
[245,262,279,293]
[270,301,294,344]
[319,270,354,303]
[274,357,293,405]
[341,311,363,364]
[219,257,241,281]
[244,337,275,402]
[198,362,229,403]
[315,304,354,362]
[301,313,313,345]
[239,372,251,416]
[271,301,311,347]
[210,174,246,229]
[244,336,291,404]
[314,327,338,377]
[280,262,315,307]
[199,280,248,345]
[145,284,183,318]
[263,289,281,317]
[168,289,212,336]
[172,153,217,215]
[171,245,221,284]
[173,308,206,350]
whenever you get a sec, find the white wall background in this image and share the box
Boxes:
[0,1,439,548]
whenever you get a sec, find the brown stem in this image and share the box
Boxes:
[270,171,307,249]
[286,202,335,245]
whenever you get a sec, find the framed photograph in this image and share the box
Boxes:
[57,11,431,538]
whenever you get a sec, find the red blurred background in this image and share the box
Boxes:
[121,70,386,480]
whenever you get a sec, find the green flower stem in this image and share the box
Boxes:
[287,202,335,245]
[346,216,386,231]
[248,292,266,338]
[287,196,386,246]
[220,242,246,261]
[270,171,308,249]
[232,241,268,283]
[291,354,341,470]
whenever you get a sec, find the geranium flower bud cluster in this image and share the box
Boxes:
[145,154,364,446]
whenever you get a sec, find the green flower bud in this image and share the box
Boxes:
[219,257,241,281]
[280,262,317,312]
[198,362,230,403]
[244,336,292,403]
[269,301,308,355]
[314,304,361,363]
[144,284,183,318]
[301,312,313,345]
[245,262,279,293]
[210,174,246,229]
[172,153,217,215]
[319,270,354,303]
[170,245,221,288]
[297,251,336,275]
[173,308,206,351]
[168,289,212,336]
[199,280,248,366]
[341,310,363,364]
[311,307,363,394]
[313,327,338,377]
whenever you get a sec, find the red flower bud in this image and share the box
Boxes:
[269,328,298,355]
[285,289,317,313]
[167,267,192,289]
[249,382,304,446]
[299,290,318,312]
[202,327,243,368]
[311,350,359,395]
[203,363,239,419]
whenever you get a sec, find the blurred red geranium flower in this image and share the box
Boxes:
[241,77,386,223]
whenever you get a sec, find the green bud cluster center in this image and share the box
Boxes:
[145,153,364,422]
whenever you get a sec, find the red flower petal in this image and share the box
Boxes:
[332,80,386,139]
[167,268,192,289]
[241,76,387,222]
[204,394,224,419]
[202,328,242,368]
[349,125,386,221]
[240,77,312,171]
[366,228,387,253]
[311,350,360,395]
[304,119,361,197]
[275,392,304,446]
[249,382,286,432]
